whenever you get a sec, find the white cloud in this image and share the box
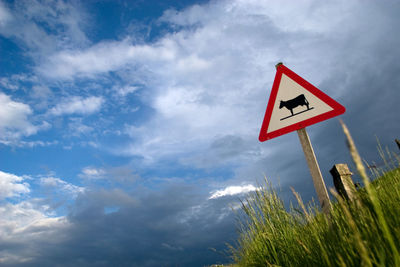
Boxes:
[31,85,52,99]
[0,171,30,200]
[79,165,138,183]
[40,177,85,197]
[0,201,63,239]
[0,93,51,146]
[0,0,88,55]
[0,139,58,148]
[115,85,139,97]
[0,74,39,91]
[68,118,93,136]
[79,167,106,179]
[0,77,18,90]
[0,93,39,139]
[0,172,79,264]
[0,201,69,264]
[39,39,177,79]
[209,184,258,199]
[49,96,104,116]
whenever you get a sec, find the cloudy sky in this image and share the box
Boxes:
[1,0,400,266]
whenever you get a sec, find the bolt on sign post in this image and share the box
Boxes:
[259,63,346,214]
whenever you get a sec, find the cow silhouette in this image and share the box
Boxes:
[279,94,310,116]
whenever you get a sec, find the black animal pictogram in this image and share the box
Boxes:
[279,94,313,120]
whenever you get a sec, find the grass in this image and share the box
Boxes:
[229,123,400,266]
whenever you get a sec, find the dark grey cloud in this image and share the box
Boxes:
[1,184,238,267]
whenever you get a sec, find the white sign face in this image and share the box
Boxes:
[267,73,333,133]
[259,64,345,141]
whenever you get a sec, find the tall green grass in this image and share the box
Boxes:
[230,124,400,266]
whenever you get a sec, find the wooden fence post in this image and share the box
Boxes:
[330,164,357,201]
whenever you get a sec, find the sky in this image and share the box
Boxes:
[1,0,400,266]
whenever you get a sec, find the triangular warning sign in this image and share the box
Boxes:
[259,64,345,142]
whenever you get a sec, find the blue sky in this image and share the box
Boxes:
[1,0,400,266]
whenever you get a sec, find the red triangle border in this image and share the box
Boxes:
[259,64,345,142]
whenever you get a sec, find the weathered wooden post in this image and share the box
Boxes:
[330,163,357,201]
[298,128,331,213]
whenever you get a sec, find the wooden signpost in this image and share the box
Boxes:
[259,63,346,214]
[297,128,331,213]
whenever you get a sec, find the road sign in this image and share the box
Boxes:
[259,64,345,142]
[258,63,346,214]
